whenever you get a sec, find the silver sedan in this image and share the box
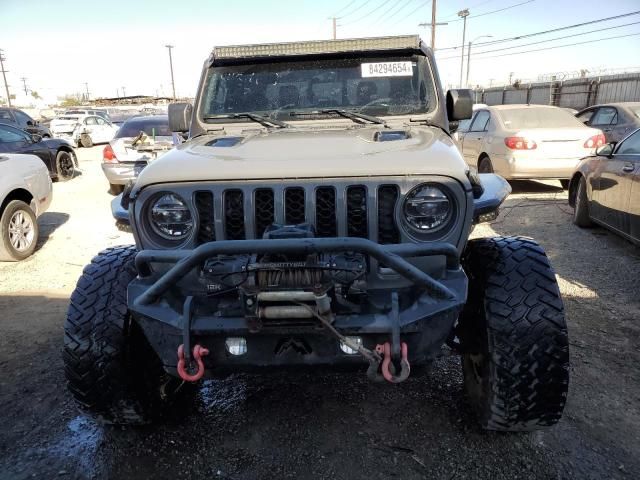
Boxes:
[456,104,604,186]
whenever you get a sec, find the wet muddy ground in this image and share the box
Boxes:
[1,148,639,479]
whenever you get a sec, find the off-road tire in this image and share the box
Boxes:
[63,246,197,424]
[0,200,39,261]
[458,236,569,431]
[573,176,592,227]
[79,134,93,148]
[478,156,493,173]
[109,183,124,195]
[56,150,75,181]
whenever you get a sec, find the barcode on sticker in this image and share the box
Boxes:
[361,62,413,78]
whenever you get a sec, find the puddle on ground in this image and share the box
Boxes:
[43,416,103,477]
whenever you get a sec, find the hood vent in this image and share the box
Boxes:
[206,136,243,147]
[374,130,410,142]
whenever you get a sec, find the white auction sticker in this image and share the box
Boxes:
[361,62,413,78]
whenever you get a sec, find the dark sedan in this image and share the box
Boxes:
[0,123,78,181]
[0,107,52,138]
[569,127,640,245]
[576,102,640,143]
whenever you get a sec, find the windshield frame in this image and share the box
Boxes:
[197,52,439,126]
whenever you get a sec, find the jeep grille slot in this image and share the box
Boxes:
[346,186,368,238]
[195,191,215,244]
[285,187,306,225]
[255,188,275,238]
[377,185,400,244]
[315,187,337,237]
[224,189,246,240]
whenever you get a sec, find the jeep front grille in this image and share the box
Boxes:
[195,182,402,244]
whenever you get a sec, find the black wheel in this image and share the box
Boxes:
[0,200,39,261]
[56,150,75,181]
[109,183,124,195]
[458,236,569,431]
[559,179,570,190]
[63,246,197,424]
[478,156,493,173]
[80,134,93,148]
[573,176,592,227]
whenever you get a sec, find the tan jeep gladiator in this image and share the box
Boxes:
[64,35,569,431]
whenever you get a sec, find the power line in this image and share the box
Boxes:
[436,31,640,61]
[438,10,640,50]
[332,0,358,17]
[337,0,369,19]
[439,0,496,20]
[385,0,415,22]
[372,0,405,24]
[447,0,535,23]
[448,20,640,57]
[340,0,392,26]
[392,0,431,26]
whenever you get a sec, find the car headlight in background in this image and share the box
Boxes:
[403,184,452,232]
[149,193,194,240]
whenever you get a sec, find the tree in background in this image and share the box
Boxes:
[31,91,41,100]
[60,94,82,107]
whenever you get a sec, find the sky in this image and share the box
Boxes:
[1,0,639,104]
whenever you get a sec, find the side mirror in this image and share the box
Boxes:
[446,89,473,121]
[31,133,42,143]
[168,102,193,133]
[596,143,615,157]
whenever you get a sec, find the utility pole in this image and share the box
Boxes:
[20,77,28,96]
[508,72,514,85]
[466,35,492,87]
[0,49,12,107]
[330,17,337,40]
[122,86,126,97]
[84,82,90,101]
[165,45,176,101]
[430,0,437,49]
[458,9,470,88]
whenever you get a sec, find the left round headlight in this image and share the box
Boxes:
[403,184,452,232]
[149,193,194,240]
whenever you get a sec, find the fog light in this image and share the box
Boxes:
[340,336,362,355]
[225,337,247,356]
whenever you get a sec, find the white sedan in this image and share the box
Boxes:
[0,153,52,260]
[456,104,604,187]
[50,114,119,148]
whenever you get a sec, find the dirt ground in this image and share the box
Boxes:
[1,146,639,480]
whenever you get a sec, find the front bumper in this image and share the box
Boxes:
[129,238,467,375]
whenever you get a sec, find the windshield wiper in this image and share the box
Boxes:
[204,113,289,128]
[320,109,387,126]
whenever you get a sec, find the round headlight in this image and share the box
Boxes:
[149,193,194,240]
[403,185,451,232]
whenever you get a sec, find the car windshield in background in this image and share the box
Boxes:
[115,118,171,138]
[201,55,436,121]
[498,107,584,129]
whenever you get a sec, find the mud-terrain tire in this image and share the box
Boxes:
[573,176,592,227]
[63,246,196,424]
[458,236,569,431]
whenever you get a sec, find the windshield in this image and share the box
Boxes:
[498,107,584,129]
[115,118,172,138]
[201,55,436,122]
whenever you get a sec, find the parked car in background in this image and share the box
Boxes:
[457,104,604,187]
[50,114,119,148]
[576,102,640,143]
[569,127,640,245]
[0,107,52,138]
[0,123,78,181]
[102,115,176,194]
[64,108,111,123]
[0,153,52,260]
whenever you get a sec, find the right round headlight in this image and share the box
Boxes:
[148,193,194,240]
[403,184,452,232]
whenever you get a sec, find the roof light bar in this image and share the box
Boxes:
[212,35,422,60]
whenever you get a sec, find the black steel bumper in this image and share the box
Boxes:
[128,237,468,373]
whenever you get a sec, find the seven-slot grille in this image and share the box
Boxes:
[195,183,401,243]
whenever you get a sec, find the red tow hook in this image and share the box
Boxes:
[375,342,410,383]
[177,344,209,382]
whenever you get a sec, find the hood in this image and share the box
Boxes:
[134,125,468,189]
